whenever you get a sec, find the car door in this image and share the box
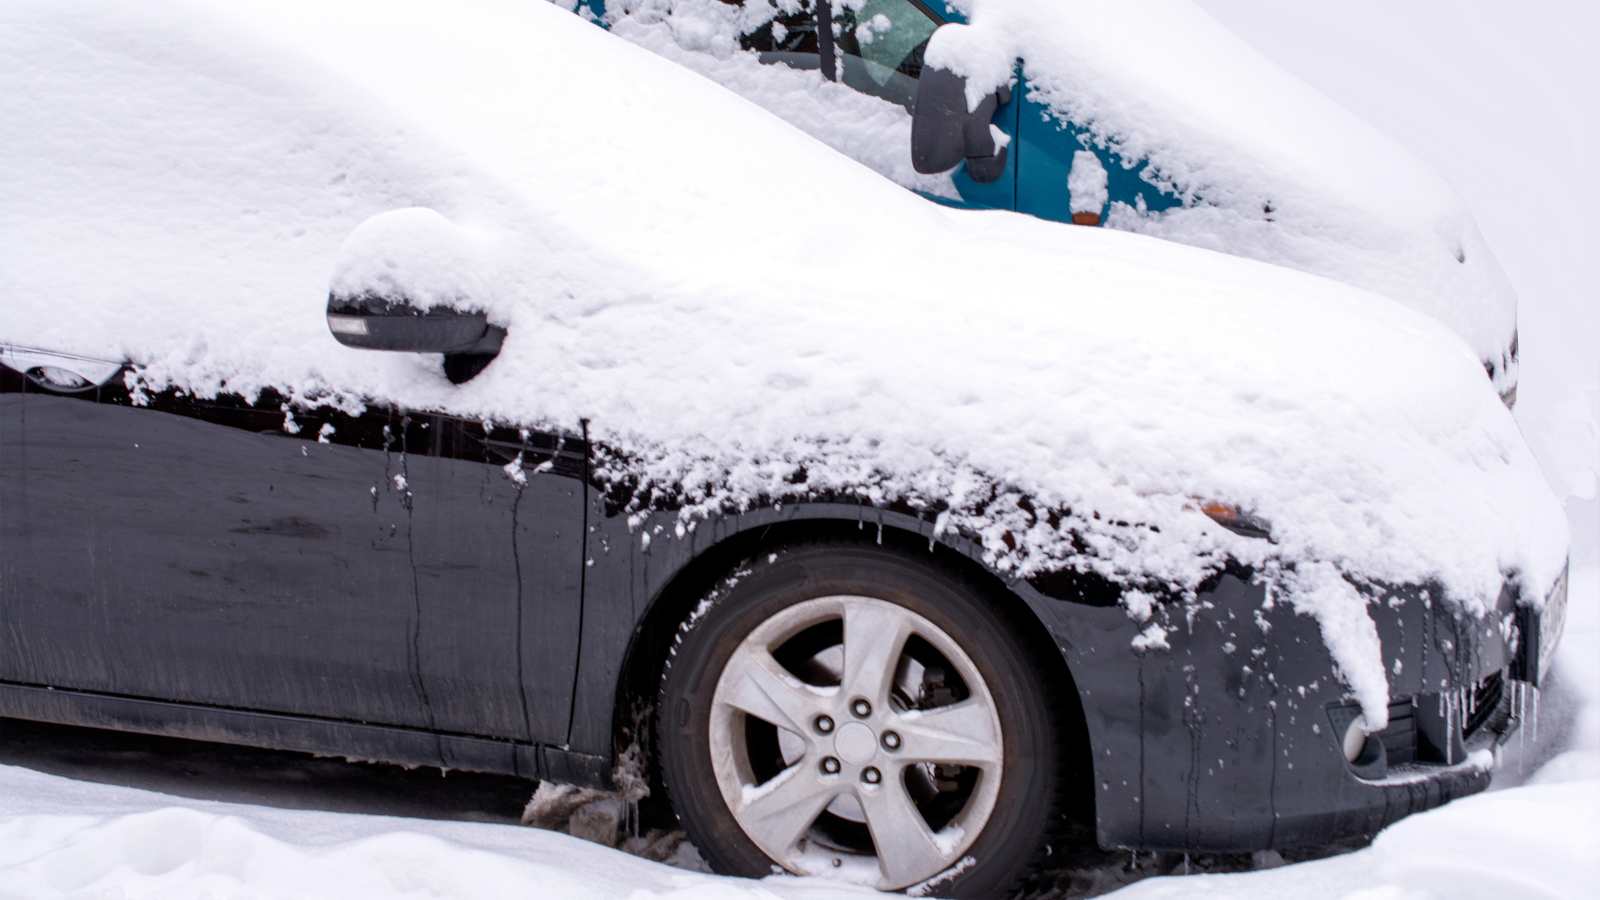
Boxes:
[0,344,585,746]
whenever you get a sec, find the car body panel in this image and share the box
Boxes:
[0,355,586,747]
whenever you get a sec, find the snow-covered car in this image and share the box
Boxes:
[581,0,1524,404]
[0,0,1569,896]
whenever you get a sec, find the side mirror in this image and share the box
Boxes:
[326,208,504,383]
[911,65,1011,183]
[327,294,505,384]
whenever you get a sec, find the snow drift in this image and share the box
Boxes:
[596,0,1521,394]
[0,0,1568,723]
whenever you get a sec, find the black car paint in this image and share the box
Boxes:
[0,351,1531,853]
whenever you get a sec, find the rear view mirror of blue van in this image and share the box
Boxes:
[911,64,1010,183]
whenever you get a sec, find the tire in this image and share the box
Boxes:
[657,544,1063,897]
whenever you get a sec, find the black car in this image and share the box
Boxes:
[0,323,1564,896]
[0,3,1569,896]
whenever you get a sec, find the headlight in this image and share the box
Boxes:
[1197,500,1273,540]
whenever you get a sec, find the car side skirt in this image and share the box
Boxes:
[0,680,609,786]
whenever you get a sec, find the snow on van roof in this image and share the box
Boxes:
[926,0,1518,376]
[0,0,1566,724]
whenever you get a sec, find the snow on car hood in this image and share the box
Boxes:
[595,0,1520,393]
[0,0,1567,721]
[926,0,1520,382]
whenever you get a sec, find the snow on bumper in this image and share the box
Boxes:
[1025,566,1555,852]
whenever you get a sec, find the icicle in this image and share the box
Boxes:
[1446,691,1454,765]
[1517,683,1526,762]
[1532,686,1539,745]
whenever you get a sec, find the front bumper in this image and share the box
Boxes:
[1025,565,1564,852]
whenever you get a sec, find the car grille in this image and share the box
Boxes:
[1464,671,1504,738]
[1367,671,1503,770]
[1377,697,1420,765]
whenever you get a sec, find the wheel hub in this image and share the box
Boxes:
[832,721,877,765]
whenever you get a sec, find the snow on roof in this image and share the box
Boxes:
[927,0,1519,377]
[0,0,1566,723]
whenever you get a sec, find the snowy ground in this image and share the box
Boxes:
[3,2,1597,898]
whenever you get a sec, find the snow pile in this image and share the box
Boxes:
[0,765,871,900]
[329,209,498,313]
[0,0,1568,727]
[591,1,1520,388]
[603,0,958,199]
[1113,779,1600,899]
[922,0,1520,383]
[1191,0,1600,508]
[1067,150,1109,218]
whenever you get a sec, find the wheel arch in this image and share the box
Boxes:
[605,503,1101,832]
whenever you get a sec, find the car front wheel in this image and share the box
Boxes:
[657,544,1064,896]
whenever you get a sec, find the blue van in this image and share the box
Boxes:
[574,0,1521,403]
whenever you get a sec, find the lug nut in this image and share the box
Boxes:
[881,731,901,751]
[862,766,881,785]
[814,714,834,734]
[821,756,841,775]
[851,698,872,718]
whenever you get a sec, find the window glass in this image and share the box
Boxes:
[739,3,824,72]
[833,0,940,109]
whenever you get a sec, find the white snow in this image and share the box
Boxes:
[605,0,959,199]
[1190,0,1600,508]
[331,209,498,314]
[0,0,1593,897]
[1284,564,1390,730]
[1113,779,1600,900]
[0,0,1569,729]
[921,1,1521,387]
[0,764,873,900]
[1067,149,1109,217]
[595,0,1521,388]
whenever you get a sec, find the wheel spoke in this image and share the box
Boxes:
[736,762,838,854]
[895,700,1002,768]
[718,645,827,735]
[841,602,911,708]
[859,775,953,886]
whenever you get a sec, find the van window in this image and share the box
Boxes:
[740,5,824,72]
[834,0,940,110]
[736,0,942,109]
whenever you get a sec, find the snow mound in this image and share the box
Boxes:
[605,0,960,201]
[330,209,498,313]
[0,765,872,900]
[924,0,1519,381]
[1114,778,1600,900]
[0,0,1567,725]
[595,1,1518,385]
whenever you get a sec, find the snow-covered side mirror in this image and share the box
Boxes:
[910,64,1010,183]
[326,208,506,383]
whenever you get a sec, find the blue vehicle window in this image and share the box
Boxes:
[739,4,824,72]
[733,1,942,109]
[833,0,941,110]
